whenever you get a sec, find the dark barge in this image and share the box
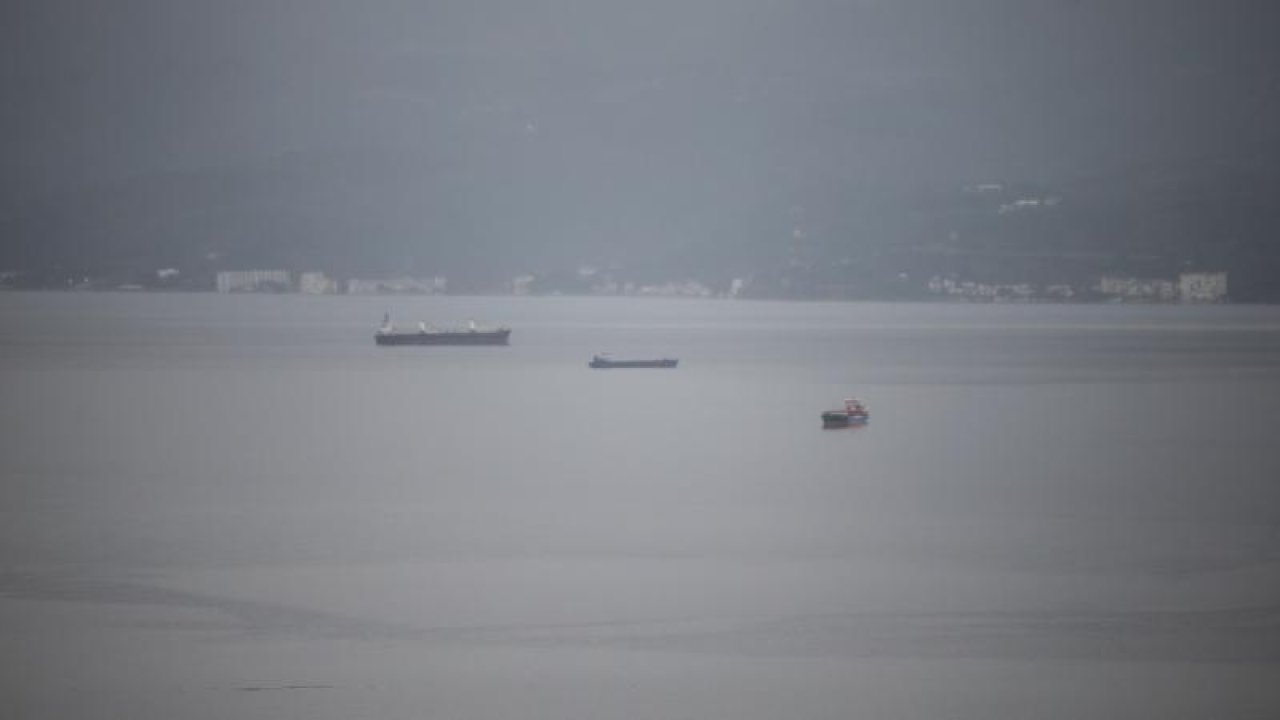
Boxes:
[588,355,678,369]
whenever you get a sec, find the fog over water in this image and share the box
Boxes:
[3,292,1280,718]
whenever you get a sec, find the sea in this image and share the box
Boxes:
[2,291,1280,719]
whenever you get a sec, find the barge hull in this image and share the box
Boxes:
[589,359,678,368]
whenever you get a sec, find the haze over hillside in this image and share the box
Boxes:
[2,1,1279,297]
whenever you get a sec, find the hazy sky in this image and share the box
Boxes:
[2,1,1278,273]
[5,0,1277,183]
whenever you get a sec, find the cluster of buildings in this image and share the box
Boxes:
[344,276,447,295]
[215,271,446,295]
[201,268,1231,304]
[927,277,1076,302]
[961,182,1063,215]
[216,270,304,293]
[508,266,719,298]
[209,268,721,297]
[1097,271,1228,303]
[563,279,716,298]
[925,271,1228,303]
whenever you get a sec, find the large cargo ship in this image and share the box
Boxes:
[375,315,511,346]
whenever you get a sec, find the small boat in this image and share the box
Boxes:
[588,354,678,369]
[822,397,869,428]
[375,314,511,346]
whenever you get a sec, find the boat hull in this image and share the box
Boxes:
[822,411,869,428]
[375,329,510,346]
[589,358,678,369]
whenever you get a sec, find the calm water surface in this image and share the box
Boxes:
[3,293,1280,719]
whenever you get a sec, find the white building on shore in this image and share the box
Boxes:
[1179,272,1228,303]
[216,270,292,293]
[1097,276,1177,302]
[298,272,338,295]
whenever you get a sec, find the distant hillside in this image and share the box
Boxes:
[787,159,1280,301]
[3,152,1279,300]
[2,148,464,281]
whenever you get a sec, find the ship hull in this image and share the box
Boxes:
[375,329,510,346]
[589,358,678,369]
[822,411,869,428]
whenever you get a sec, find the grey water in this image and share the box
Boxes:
[3,292,1280,719]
